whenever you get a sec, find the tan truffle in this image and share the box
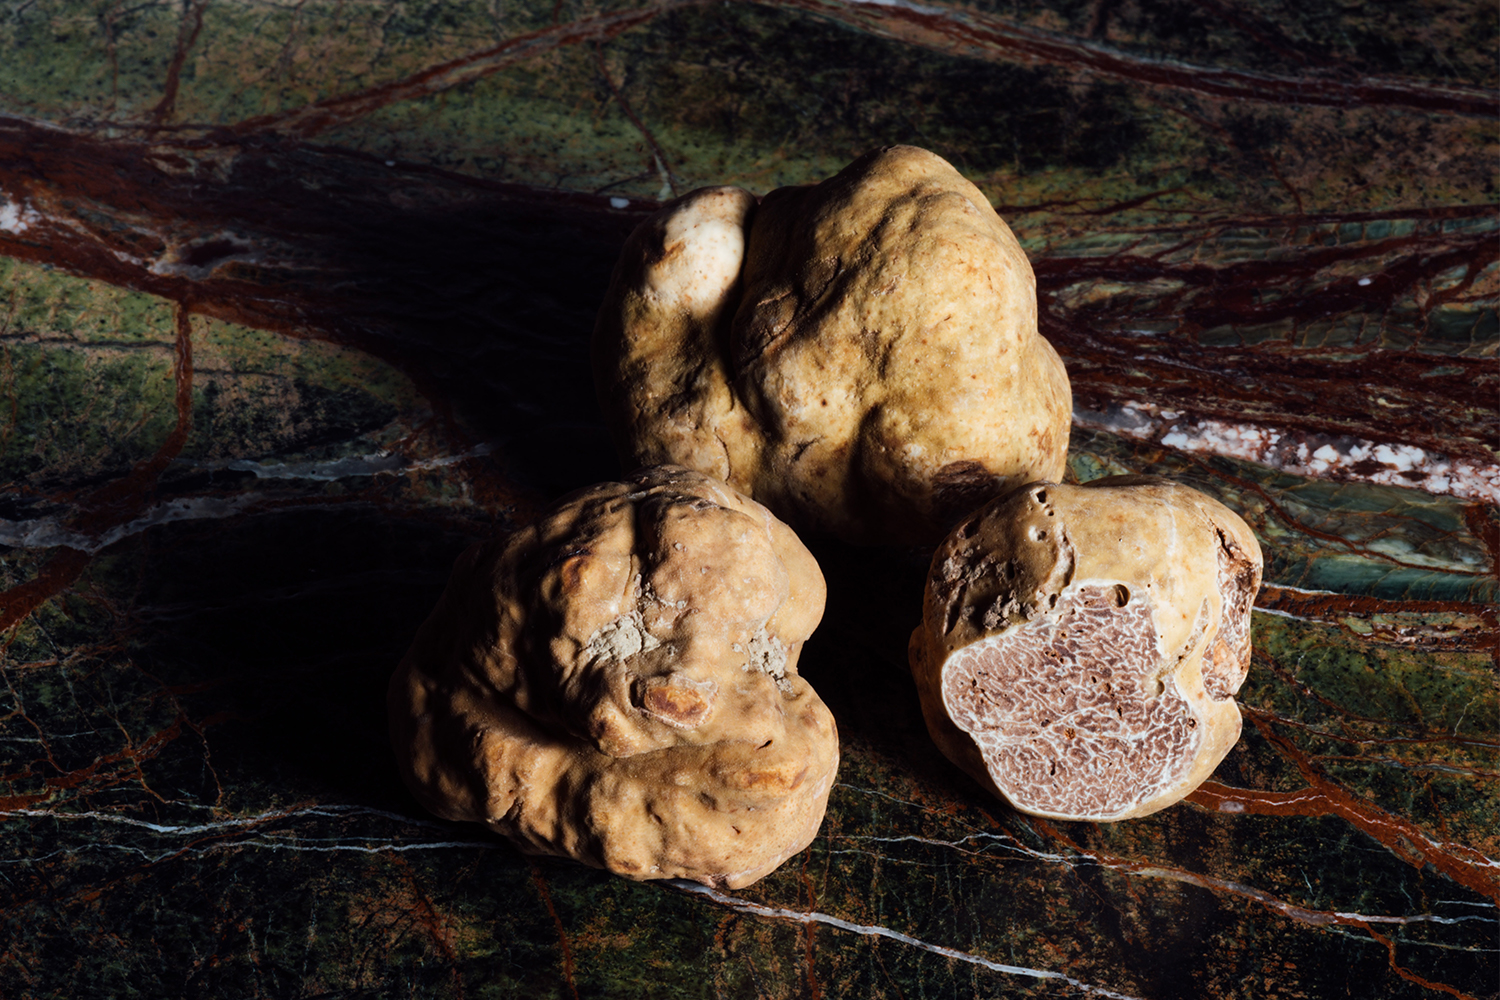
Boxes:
[909,476,1263,821]
[389,466,838,888]
[593,145,1071,545]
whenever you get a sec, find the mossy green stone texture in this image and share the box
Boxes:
[1,0,1496,996]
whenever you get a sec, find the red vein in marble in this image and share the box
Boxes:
[1028,816,1491,935]
[1257,585,1493,622]
[530,864,582,1000]
[389,853,468,999]
[1,111,1489,519]
[0,124,545,523]
[0,549,92,638]
[147,0,211,127]
[0,304,195,640]
[1360,923,1483,1000]
[1186,454,1491,578]
[1248,652,1500,765]
[1256,584,1497,658]
[0,715,191,810]
[1187,712,1499,902]
[1029,818,1487,998]
[766,0,1499,118]
[797,854,824,1000]
[594,43,678,199]
[229,3,688,139]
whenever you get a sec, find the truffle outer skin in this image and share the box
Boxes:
[593,145,1071,546]
[389,466,838,889]
[908,476,1263,821]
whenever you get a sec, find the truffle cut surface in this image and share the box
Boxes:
[943,585,1199,819]
[910,477,1263,821]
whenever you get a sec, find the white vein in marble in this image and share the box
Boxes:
[1076,402,1499,504]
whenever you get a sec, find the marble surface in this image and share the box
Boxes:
[0,1,1495,997]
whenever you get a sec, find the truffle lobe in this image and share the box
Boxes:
[390,466,838,888]
[909,477,1263,821]
[595,145,1071,545]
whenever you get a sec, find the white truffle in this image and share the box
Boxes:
[909,477,1263,821]
[389,466,838,888]
[594,145,1072,545]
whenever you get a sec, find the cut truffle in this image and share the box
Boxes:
[909,476,1263,821]
[593,145,1071,545]
[389,466,837,888]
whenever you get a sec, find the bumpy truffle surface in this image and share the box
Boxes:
[909,476,1263,821]
[389,466,837,888]
[593,145,1071,545]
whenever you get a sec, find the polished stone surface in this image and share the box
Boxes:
[0,1,1495,997]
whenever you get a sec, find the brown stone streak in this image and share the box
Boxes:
[798,854,822,1000]
[0,116,609,520]
[229,4,689,139]
[2,114,1489,478]
[763,0,1500,118]
[1040,240,1498,467]
[1186,712,1499,901]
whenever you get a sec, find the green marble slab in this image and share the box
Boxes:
[0,1,1495,997]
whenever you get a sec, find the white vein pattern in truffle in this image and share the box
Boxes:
[941,585,1201,818]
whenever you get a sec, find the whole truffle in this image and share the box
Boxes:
[389,466,837,888]
[909,477,1263,821]
[593,145,1071,545]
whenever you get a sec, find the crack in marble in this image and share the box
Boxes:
[669,880,1148,1000]
[0,803,461,836]
[829,785,1498,945]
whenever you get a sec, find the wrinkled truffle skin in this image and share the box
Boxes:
[389,466,838,888]
[593,145,1071,545]
[909,476,1263,821]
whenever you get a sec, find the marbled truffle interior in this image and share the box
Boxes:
[909,477,1263,821]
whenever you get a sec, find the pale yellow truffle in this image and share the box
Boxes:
[909,476,1263,821]
[389,466,838,888]
[593,145,1071,545]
